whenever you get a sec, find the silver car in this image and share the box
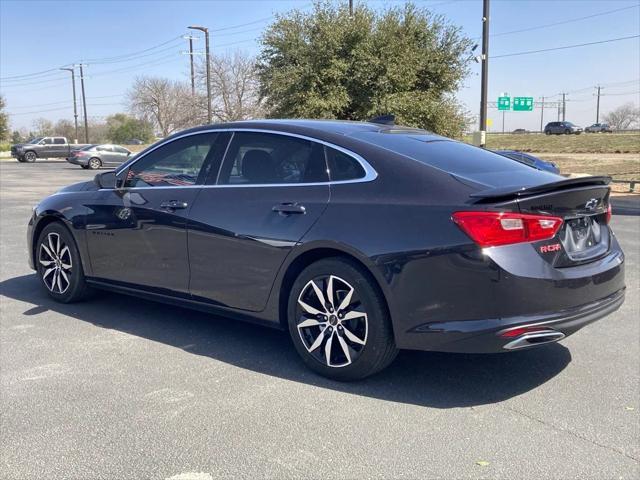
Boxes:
[585,123,613,133]
[66,144,132,169]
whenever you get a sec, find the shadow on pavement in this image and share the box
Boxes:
[1,274,572,408]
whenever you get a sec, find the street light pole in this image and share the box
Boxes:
[539,96,545,132]
[60,67,79,143]
[595,85,602,124]
[478,0,490,147]
[188,25,212,124]
[77,63,89,143]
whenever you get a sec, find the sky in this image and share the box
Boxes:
[1,0,639,133]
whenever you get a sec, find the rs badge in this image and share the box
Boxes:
[540,243,561,253]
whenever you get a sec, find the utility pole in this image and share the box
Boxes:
[561,92,567,121]
[478,0,490,147]
[60,67,79,143]
[183,35,198,96]
[189,25,212,124]
[502,110,505,133]
[539,96,545,132]
[595,85,602,123]
[77,63,89,143]
[349,0,353,16]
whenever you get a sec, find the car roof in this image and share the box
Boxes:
[175,118,445,141]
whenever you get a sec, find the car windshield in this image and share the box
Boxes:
[27,137,44,144]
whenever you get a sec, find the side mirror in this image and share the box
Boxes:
[94,171,116,189]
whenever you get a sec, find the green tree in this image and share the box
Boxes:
[258,2,472,137]
[0,95,9,141]
[105,113,154,144]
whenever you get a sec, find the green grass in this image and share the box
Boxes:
[462,132,640,154]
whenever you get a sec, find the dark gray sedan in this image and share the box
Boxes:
[66,144,132,169]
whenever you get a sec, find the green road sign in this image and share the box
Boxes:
[513,97,534,111]
[498,96,510,111]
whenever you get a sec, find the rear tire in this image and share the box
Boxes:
[88,157,101,170]
[287,257,398,381]
[36,222,91,303]
[545,130,551,135]
[564,129,571,135]
[24,151,37,162]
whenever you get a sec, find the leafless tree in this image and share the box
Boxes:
[196,51,264,122]
[32,118,54,136]
[603,102,640,131]
[127,76,200,136]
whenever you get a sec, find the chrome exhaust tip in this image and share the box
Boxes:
[503,330,565,350]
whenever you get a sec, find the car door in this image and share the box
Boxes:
[52,137,68,157]
[40,137,55,157]
[83,131,229,294]
[187,130,331,311]
[112,145,132,166]
[97,145,120,166]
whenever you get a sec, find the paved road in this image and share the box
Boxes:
[1,160,639,479]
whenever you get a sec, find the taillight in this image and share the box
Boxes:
[606,203,612,224]
[452,211,563,247]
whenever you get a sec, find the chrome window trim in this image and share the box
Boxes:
[114,128,378,188]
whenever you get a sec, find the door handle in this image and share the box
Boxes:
[160,200,189,210]
[272,202,306,215]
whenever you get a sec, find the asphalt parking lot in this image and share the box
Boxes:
[1,160,639,479]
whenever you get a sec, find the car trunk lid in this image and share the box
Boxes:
[471,177,611,267]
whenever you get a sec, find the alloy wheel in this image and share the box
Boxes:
[89,158,101,170]
[25,152,36,162]
[39,232,72,294]
[296,275,368,368]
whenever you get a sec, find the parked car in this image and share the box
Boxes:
[494,150,560,174]
[126,138,144,145]
[66,144,132,170]
[544,121,583,135]
[512,128,528,134]
[585,123,613,133]
[28,120,625,380]
[11,136,87,162]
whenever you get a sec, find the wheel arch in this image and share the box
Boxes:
[275,243,395,335]
[32,214,87,274]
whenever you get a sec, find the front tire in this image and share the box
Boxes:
[545,130,551,135]
[81,165,90,170]
[36,222,91,303]
[287,258,397,381]
[24,151,37,162]
[88,157,102,170]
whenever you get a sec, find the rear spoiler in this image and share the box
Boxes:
[469,176,611,200]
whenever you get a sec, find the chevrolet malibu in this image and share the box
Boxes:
[28,120,625,380]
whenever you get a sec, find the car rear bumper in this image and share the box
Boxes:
[66,157,88,166]
[389,232,625,353]
[404,288,625,353]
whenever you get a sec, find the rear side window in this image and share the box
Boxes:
[353,132,559,187]
[53,138,66,144]
[218,132,328,185]
[325,147,365,181]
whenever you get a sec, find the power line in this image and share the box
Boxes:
[7,103,123,116]
[488,5,639,39]
[493,34,640,59]
[83,35,183,63]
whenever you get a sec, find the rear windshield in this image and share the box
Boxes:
[352,132,560,187]
[80,145,96,151]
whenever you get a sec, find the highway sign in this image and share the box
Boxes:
[513,97,534,111]
[498,96,510,111]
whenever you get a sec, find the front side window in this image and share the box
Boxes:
[42,138,53,145]
[124,133,220,188]
[218,132,328,185]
